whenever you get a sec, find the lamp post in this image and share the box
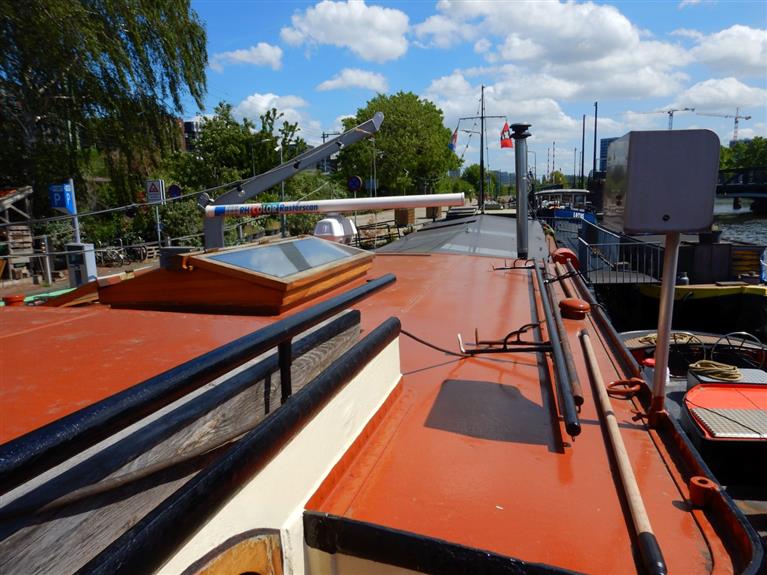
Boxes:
[276,144,286,237]
[527,150,537,182]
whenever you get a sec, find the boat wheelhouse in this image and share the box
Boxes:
[533,188,597,224]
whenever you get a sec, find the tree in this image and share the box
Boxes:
[720,137,767,170]
[461,164,497,197]
[0,0,207,207]
[337,92,460,196]
[165,104,308,192]
[547,170,569,186]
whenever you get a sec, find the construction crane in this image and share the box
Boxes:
[638,107,695,130]
[697,107,752,142]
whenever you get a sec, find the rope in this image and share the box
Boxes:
[637,332,702,346]
[688,360,742,382]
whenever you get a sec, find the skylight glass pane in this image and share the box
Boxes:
[207,238,354,278]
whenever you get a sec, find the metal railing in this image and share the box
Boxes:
[577,238,663,284]
[0,273,396,493]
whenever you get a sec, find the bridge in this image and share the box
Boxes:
[717,167,767,199]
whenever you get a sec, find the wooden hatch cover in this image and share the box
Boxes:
[99,237,374,314]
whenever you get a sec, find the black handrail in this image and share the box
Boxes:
[81,316,402,575]
[0,273,396,494]
[534,264,581,437]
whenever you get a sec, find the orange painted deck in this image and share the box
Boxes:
[0,306,272,443]
[0,242,755,573]
[307,253,738,574]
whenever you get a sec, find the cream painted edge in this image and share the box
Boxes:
[305,547,424,575]
[157,337,402,575]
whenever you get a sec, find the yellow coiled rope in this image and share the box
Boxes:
[688,360,742,382]
[637,332,701,346]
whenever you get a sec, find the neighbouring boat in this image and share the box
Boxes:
[0,122,764,574]
[620,328,767,543]
[533,188,597,224]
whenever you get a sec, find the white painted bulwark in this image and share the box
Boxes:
[157,338,402,575]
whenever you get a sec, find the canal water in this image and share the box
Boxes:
[714,198,767,244]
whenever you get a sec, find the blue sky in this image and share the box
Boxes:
[188,0,766,176]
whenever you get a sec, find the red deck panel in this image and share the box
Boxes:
[308,253,730,574]
[0,306,272,443]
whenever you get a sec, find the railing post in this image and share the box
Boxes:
[279,340,293,404]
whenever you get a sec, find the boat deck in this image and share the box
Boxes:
[306,252,737,574]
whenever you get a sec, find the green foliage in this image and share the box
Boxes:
[160,199,203,246]
[461,164,496,195]
[547,170,570,186]
[165,104,307,193]
[719,137,767,169]
[0,0,207,208]
[439,176,475,201]
[337,92,460,196]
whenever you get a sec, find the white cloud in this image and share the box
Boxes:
[673,77,767,112]
[413,14,476,49]
[473,38,491,54]
[690,25,767,77]
[233,93,310,127]
[210,43,283,71]
[317,68,388,92]
[415,1,692,101]
[678,0,703,9]
[280,0,409,63]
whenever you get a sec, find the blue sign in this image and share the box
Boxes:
[49,183,76,215]
[347,176,362,192]
[168,184,182,199]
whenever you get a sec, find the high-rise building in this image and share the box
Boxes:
[599,137,619,172]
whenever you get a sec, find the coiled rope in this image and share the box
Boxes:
[688,360,742,382]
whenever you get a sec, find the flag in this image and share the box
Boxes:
[500,122,513,148]
[448,129,458,151]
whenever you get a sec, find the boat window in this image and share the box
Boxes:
[208,238,357,278]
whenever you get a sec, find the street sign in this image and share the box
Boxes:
[146,179,166,204]
[49,183,76,214]
[167,184,182,199]
[347,176,362,192]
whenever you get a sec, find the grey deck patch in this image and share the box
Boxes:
[377,215,547,259]
[691,407,767,439]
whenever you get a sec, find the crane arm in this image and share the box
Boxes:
[202,112,384,248]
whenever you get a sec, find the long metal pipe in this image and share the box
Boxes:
[512,124,531,259]
[650,232,681,414]
[580,329,667,575]
[205,193,465,218]
[534,264,581,437]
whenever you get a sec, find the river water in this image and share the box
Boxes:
[714,198,767,245]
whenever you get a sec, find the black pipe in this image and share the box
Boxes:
[534,265,581,437]
[545,284,584,406]
[80,317,402,575]
[564,261,641,378]
[0,274,396,494]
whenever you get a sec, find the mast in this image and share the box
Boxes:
[479,85,485,213]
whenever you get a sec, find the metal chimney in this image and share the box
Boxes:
[512,124,531,259]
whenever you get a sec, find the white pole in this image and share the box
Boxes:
[68,178,81,243]
[205,193,465,218]
[650,231,681,415]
